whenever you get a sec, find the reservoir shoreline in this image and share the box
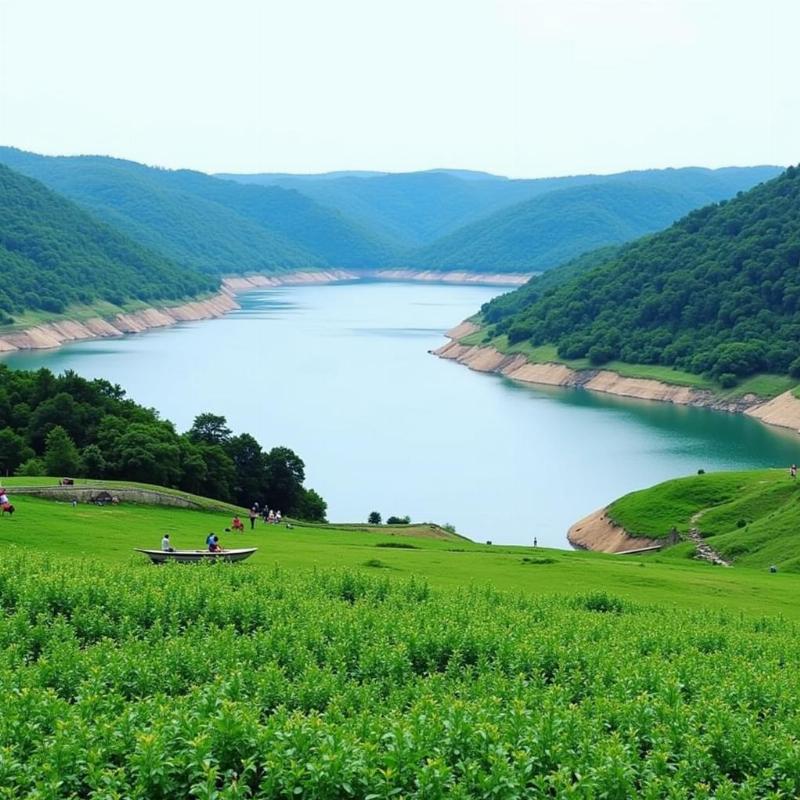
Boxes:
[435,321,800,436]
[0,269,530,353]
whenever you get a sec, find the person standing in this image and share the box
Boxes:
[791,464,797,480]
[161,534,174,552]
[249,507,257,530]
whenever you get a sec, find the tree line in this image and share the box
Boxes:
[0,365,326,520]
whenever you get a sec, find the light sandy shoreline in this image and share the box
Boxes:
[0,269,529,354]
[434,321,800,435]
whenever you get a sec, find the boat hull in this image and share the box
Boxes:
[135,548,257,564]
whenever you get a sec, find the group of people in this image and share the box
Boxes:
[245,503,282,529]
[158,499,286,553]
[159,532,225,552]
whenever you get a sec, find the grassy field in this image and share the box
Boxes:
[1,488,800,620]
[2,483,800,796]
[459,328,799,398]
[608,469,800,570]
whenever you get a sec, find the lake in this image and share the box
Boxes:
[4,281,799,546]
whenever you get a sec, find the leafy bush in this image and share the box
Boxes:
[576,591,627,613]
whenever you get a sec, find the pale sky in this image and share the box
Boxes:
[0,0,797,177]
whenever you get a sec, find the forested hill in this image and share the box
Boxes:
[0,164,216,324]
[220,165,782,251]
[481,165,800,383]
[0,148,396,273]
[408,182,707,273]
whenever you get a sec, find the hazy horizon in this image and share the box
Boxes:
[1,0,797,177]
[0,142,788,182]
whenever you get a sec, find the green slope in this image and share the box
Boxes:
[0,148,396,273]
[221,165,781,250]
[481,165,800,383]
[0,164,215,323]
[410,183,687,272]
[607,469,800,570]
[1,486,799,618]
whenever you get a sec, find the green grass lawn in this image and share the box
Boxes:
[459,329,799,397]
[2,491,799,619]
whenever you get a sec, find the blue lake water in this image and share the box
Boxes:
[4,281,799,546]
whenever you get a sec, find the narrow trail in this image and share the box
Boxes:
[685,508,731,566]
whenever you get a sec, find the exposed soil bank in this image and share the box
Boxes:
[567,508,663,553]
[435,324,800,435]
[0,270,524,354]
[0,292,239,352]
[223,269,531,291]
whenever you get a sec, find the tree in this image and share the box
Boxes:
[263,446,305,514]
[43,425,81,476]
[195,443,237,503]
[188,413,232,446]
[227,433,266,507]
[0,428,31,475]
[16,457,45,476]
[295,488,327,522]
[79,444,106,478]
[386,515,411,525]
[368,511,382,525]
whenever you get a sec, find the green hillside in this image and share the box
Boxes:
[481,165,800,383]
[0,164,215,324]
[410,183,688,272]
[0,148,396,273]
[221,166,781,250]
[608,469,800,570]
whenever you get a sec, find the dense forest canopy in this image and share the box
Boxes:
[407,183,698,273]
[0,365,327,519]
[481,165,800,384]
[0,164,215,324]
[0,148,781,280]
[0,148,395,273]
[221,166,782,249]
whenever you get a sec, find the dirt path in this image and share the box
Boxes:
[686,508,731,566]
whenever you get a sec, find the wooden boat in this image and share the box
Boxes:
[135,548,257,564]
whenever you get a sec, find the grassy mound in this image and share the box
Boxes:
[1,554,799,798]
[608,469,800,569]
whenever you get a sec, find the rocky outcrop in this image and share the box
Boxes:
[567,508,663,553]
[434,323,800,432]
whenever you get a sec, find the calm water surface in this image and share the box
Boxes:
[4,282,799,546]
